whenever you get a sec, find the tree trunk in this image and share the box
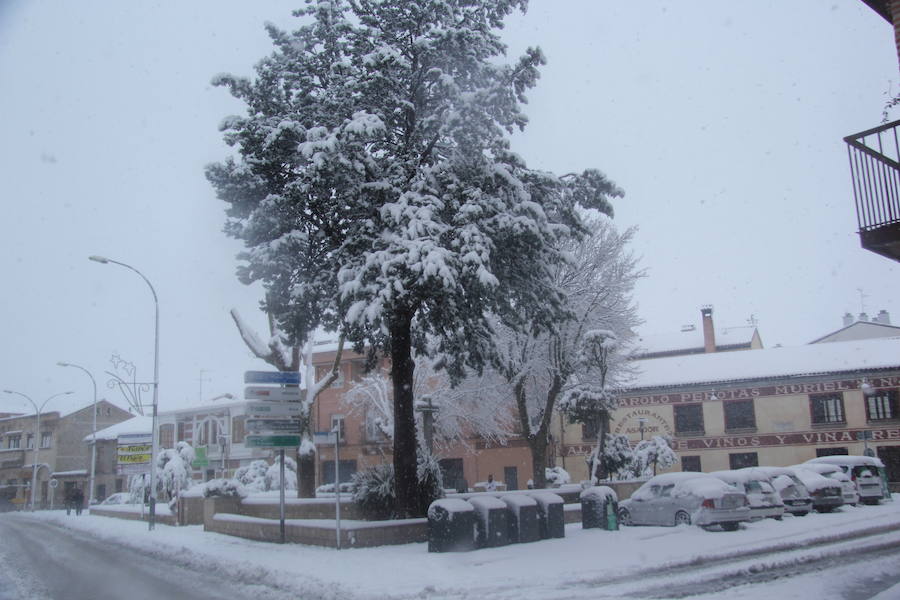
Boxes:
[596,411,609,481]
[296,440,316,498]
[390,310,418,517]
[529,436,548,489]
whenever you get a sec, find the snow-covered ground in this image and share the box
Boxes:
[13,501,900,599]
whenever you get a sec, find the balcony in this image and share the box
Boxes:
[844,120,900,261]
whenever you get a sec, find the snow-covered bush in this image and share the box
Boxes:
[625,436,678,479]
[265,454,297,491]
[545,466,571,487]
[587,433,634,482]
[128,473,149,504]
[203,478,247,499]
[351,450,444,519]
[233,456,297,492]
[155,442,196,500]
[315,482,355,495]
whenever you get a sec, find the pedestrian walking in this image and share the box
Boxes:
[72,487,84,516]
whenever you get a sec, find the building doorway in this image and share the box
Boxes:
[438,458,465,493]
[503,466,518,491]
[877,446,900,484]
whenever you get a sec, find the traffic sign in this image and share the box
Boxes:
[244,386,304,402]
[247,402,304,417]
[314,431,337,445]
[246,419,302,434]
[245,434,302,448]
[193,446,209,468]
[244,371,301,385]
[49,479,58,489]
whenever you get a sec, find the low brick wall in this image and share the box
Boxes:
[206,514,427,548]
[240,497,363,520]
[89,506,177,526]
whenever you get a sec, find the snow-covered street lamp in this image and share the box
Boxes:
[2,389,73,510]
[89,255,160,530]
[57,362,98,505]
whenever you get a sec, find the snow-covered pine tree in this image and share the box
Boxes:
[496,216,640,488]
[208,0,619,516]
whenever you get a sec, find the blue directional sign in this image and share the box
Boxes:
[243,370,301,385]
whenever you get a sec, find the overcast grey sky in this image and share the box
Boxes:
[1,1,897,416]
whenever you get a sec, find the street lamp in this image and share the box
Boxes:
[3,389,73,510]
[638,417,648,441]
[58,362,98,506]
[90,254,160,530]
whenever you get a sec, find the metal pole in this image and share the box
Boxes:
[334,431,341,550]
[279,449,286,544]
[90,256,159,531]
[58,363,98,505]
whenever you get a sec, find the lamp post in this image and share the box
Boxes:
[638,417,647,441]
[3,389,73,510]
[90,254,160,530]
[57,362,98,506]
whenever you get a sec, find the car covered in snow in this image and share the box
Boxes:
[755,466,813,516]
[618,472,750,530]
[793,463,859,506]
[804,456,885,505]
[710,468,785,520]
[786,467,845,512]
[98,492,135,506]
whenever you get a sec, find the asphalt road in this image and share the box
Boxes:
[0,516,294,600]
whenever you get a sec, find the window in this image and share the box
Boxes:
[816,447,848,457]
[231,416,245,444]
[159,424,174,448]
[729,452,758,469]
[115,478,124,493]
[8,435,20,449]
[681,455,702,472]
[581,417,600,441]
[331,414,346,442]
[674,404,704,435]
[320,459,357,484]
[25,433,34,449]
[40,432,51,449]
[810,393,845,424]
[724,400,756,431]
[866,390,898,421]
[365,411,386,442]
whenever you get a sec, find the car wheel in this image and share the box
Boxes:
[618,507,632,526]
[817,507,833,513]
[720,522,740,532]
[674,510,691,526]
[773,515,783,521]
[795,511,808,517]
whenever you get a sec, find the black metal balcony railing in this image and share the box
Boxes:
[844,119,900,261]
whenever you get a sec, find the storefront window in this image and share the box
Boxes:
[724,399,756,431]
[728,452,758,469]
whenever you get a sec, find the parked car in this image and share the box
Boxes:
[618,472,750,531]
[710,469,785,520]
[755,466,812,516]
[805,456,886,505]
[98,492,134,506]
[788,466,848,512]
[794,463,859,506]
[0,497,15,513]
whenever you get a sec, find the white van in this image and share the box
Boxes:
[805,456,886,505]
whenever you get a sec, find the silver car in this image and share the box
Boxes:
[755,466,813,516]
[794,463,859,506]
[618,472,750,531]
[711,469,785,521]
[805,456,885,505]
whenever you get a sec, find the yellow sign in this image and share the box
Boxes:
[118,453,152,463]
[118,444,151,454]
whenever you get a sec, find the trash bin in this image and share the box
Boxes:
[580,486,618,530]
[469,496,511,548]
[428,498,476,552]
[530,492,565,539]
[501,494,540,544]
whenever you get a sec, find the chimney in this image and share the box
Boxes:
[859,312,869,323]
[701,305,716,353]
[843,312,854,327]
[877,310,891,325]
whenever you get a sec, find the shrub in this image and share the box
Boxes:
[351,450,445,519]
[202,478,247,499]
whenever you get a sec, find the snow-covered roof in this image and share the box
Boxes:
[806,456,884,468]
[634,326,757,356]
[628,337,900,390]
[87,416,152,442]
[809,320,900,344]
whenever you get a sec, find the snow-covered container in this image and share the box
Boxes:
[468,496,511,548]
[427,498,476,553]
[501,494,540,544]
[579,486,618,530]
[530,492,565,539]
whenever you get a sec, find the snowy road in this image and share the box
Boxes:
[3,502,900,600]
[0,516,297,600]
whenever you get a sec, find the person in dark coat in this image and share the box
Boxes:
[71,487,84,516]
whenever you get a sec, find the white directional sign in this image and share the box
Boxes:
[244,371,301,385]
[247,402,303,417]
[314,431,337,445]
[244,386,304,402]
[245,434,302,448]
[246,419,302,434]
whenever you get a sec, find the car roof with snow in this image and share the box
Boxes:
[806,456,884,468]
[793,463,849,478]
[710,468,772,483]
[639,472,737,498]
